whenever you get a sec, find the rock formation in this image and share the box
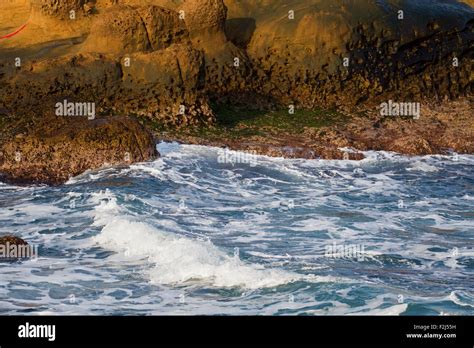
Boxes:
[0,0,472,184]
[218,0,474,108]
[3,0,472,115]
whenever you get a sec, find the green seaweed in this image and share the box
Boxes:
[215,106,347,131]
[148,106,350,143]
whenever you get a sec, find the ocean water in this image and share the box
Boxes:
[0,142,472,315]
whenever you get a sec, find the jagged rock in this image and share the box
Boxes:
[221,0,474,108]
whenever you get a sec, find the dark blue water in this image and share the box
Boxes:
[0,142,472,315]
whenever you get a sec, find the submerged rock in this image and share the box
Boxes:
[0,235,30,262]
[0,236,28,246]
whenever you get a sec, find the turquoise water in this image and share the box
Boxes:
[0,142,472,315]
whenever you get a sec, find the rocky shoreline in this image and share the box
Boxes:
[157,98,473,160]
[0,0,472,184]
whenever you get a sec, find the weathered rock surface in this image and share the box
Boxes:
[137,5,189,51]
[3,0,472,116]
[180,0,228,43]
[0,47,211,127]
[220,0,474,108]
[83,5,152,53]
[83,4,189,53]
[30,0,87,19]
[122,45,213,126]
[0,53,122,114]
[0,115,158,185]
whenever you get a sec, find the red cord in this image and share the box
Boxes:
[0,22,28,40]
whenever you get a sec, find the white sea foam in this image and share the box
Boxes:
[91,195,326,289]
[407,161,439,172]
[358,303,408,315]
[1,142,472,315]
[447,291,474,308]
